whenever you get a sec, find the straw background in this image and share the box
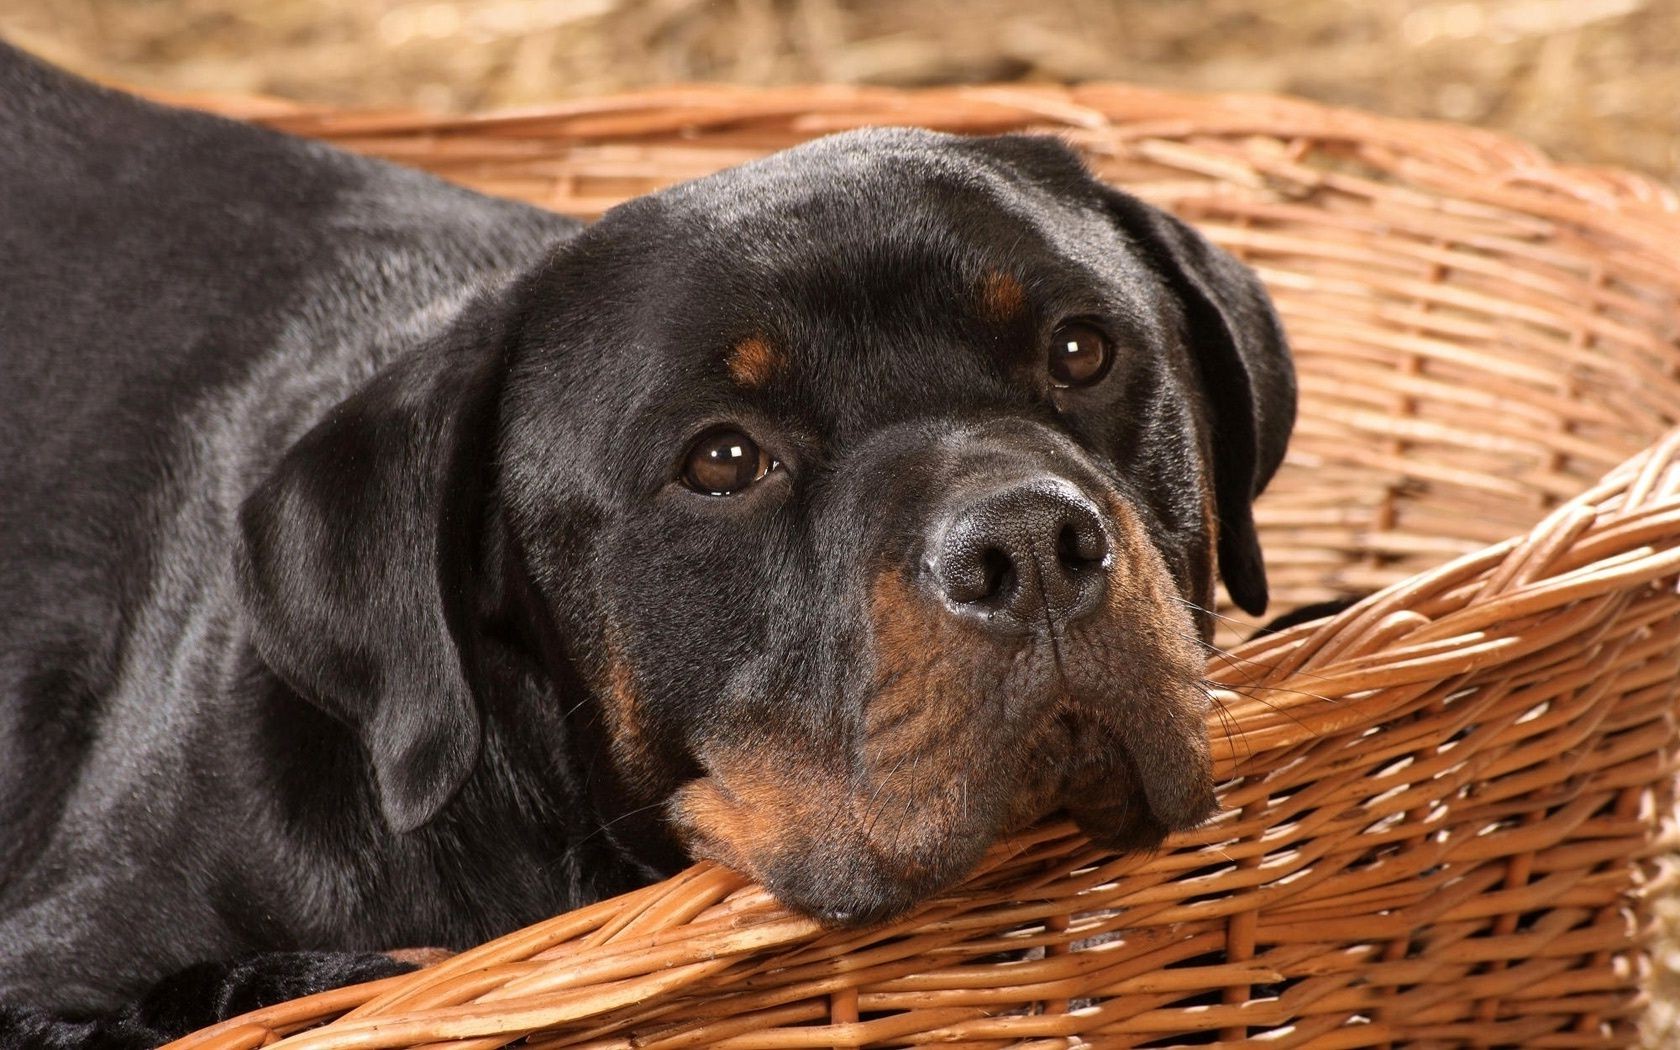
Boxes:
[3,0,1677,183]
[4,2,1679,1045]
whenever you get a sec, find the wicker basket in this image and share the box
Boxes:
[159,84,1680,1049]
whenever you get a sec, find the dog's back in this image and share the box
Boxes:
[0,42,574,1007]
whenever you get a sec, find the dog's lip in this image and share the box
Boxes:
[670,771,1205,929]
[667,763,1002,924]
[1066,702,1219,832]
[667,693,1215,926]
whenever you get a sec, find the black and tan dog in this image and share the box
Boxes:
[0,41,1293,1046]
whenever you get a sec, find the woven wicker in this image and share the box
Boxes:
[156,84,1680,1049]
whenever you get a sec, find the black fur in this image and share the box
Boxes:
[0,41,1294,1044]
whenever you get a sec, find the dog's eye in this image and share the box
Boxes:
[1047,322,1112,388]
[682,428,776,495]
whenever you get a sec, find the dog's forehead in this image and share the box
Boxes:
[659,128,1031,221]
[560,129,1176,456]
[632,132,1130,330]
[629,129,1111,270]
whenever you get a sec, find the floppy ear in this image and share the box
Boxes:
[237,297,514,832]
[1102,189,1296,616]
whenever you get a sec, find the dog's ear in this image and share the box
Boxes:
[237,295,515,833]
[956,134,1293,614]
[1101,189,1295,616]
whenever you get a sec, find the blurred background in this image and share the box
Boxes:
[2,0,1677,183]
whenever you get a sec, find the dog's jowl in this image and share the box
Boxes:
[0,41,1293,1044]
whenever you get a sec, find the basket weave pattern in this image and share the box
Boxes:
[161,85,1680,1048]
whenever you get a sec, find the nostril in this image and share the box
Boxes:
[931,478,1110,624]
[978,547,1015,604]
[937,539,1019,607]
[1056,518,1107,571]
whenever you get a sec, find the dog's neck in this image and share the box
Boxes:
[228,658,667,950]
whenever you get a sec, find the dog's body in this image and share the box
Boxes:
[0,47,652,1012]
[0,42,1294,1043]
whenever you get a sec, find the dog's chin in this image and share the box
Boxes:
[669,718,1217,928]
[669,771,998,927]
[755,842,986,930]
[674,789,1199,930]
[1066,796,1180,855]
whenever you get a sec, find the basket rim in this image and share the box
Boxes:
[137,76,1679,213]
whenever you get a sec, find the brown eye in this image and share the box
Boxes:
[681,428,775,495]
[1047,322,1112,388]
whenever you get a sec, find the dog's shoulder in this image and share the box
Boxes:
[0,38,577,491]
[0,39,576,560]
[0,40,575,319]
[0,43,581,923]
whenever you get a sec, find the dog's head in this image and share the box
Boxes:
[238,130,1293,925]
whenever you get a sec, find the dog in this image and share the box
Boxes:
[0,41,1294,1046]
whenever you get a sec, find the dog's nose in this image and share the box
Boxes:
[931,477,1110,629]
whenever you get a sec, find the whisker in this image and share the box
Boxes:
[1200,643,1273,689]
[574,798,672,847]
[1174,597,1349,682]
[1208,688,1250,760]
[1213,682,1322,735]
[1171,595,1267,629]
[1210,671,1340,707]
[1188,630,1342,695]
[861,742,917,844]
[1200,649,1341,706]
[886,748,926,862]
[1204,639,1339,684]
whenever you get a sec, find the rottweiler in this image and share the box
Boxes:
[0,41,1293,1046]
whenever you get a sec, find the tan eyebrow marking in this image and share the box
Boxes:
[727,335,780,388]
[979,268,1027,324]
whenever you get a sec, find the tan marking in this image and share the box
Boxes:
[671,763,802,874]
[674,505,1215,912]
[864,570,990,785]
[1194,469,1221,636]
[979,269,1026,324]
[1076,495,1217,829]
[669,572,994,892]
[1097,494,1209,672]
[727,336,780,388]
[600,630,663,801]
